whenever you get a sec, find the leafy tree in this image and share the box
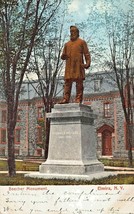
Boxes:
[26,12,67,158]
[0,0,62,176]
[105,5,134,165]
[82,0,134,163]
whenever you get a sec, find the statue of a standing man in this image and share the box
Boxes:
[60,25,91,104]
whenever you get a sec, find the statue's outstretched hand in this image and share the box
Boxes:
[81,63,89,69]
[61,54,69,60]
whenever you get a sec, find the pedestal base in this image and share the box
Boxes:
[40,103,104,175]
[26,104,106,180]
[25,171,117,181]
[39,159,104,175]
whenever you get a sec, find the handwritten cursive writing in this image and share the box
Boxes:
[0,185,134,214]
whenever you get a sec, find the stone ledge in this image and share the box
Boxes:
[39,160,104,175]
[41,159,101,165]
[25,171,117,181]
[53,103,92,112]
[47,111,95,119]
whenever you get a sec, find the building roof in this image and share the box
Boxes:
[0,70,119,102]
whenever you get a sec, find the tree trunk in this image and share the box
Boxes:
[7,97,16,176]
[7,127,16,176]
[44,100,53,159]
[44,118,50,159]
[126,123,133,166]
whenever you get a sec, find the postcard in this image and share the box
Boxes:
[0,0,133,214]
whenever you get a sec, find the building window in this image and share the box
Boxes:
[0,149,5,156]
[38,107,44,119]
[104,102,111,118]
[1,129,6,143]
[15,149,19,156]
[36,149,42,156]
[1,110,7,123]
[94,80,101,92]
[37,126,42,143]
[15,129,21,143]
[17,109,22,121]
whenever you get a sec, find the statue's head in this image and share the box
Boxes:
[70,26,79,41]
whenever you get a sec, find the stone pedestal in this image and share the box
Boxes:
[39,103,104,175]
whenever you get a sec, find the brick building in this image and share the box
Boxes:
[0,71,133,158]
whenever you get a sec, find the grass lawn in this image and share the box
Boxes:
[0,159,40,171]
[0,158,133,172]
[99,158,134,167]
[0,159,134,185]
[0,173,134,185]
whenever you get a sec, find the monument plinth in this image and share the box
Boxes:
[39,103,104,175]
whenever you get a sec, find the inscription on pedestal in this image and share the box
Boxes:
[53,131,78,140]
[39,103,104,174]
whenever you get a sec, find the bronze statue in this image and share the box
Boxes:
[59,25,91,104]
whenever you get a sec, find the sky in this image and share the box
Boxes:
[27,0,134,80]
[65,0,133,39]
[64,0,134,72]
[62,0,133,44]
[67,0,133,34]
[67,0,132,21]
